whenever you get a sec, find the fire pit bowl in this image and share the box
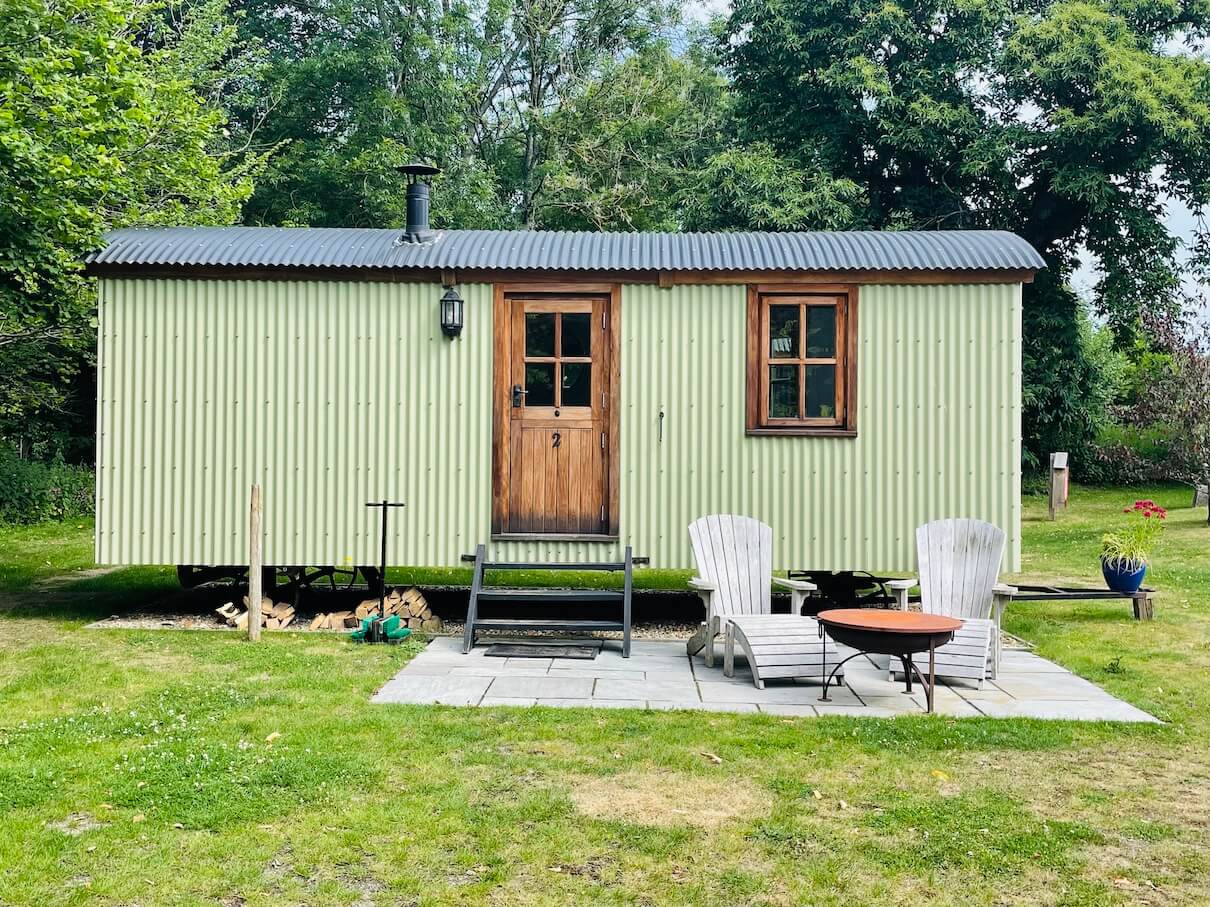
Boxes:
[816,609,963,713]
[817,608,961,653]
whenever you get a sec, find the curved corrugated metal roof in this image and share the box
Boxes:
[87,227,1045,272]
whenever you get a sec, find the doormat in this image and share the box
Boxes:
[484,643,599,660]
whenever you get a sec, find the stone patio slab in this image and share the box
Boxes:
[503,657,555,670]
[999,651,1072,673]
[447,667,553,680]
[594,677,699,700]
[972,699,1160,722]
[757,704,819,717]
[534,668,649,682]
[393,663,455,676]
[693,669,755,684]
[372,675,491,706]
[627,639,691,654]
[370,637,1159,722]
[548,659,649,673]
[993,675,1114,701]
[488,676,593,699]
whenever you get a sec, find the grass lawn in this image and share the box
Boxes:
[0,486,1207,905]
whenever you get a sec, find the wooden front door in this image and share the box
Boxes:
[493,288,618,536]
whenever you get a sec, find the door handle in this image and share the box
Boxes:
[511,384,527,407]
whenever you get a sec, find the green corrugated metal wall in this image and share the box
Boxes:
[96,278,1020,571]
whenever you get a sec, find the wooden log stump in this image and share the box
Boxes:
[1132,593,1154,621]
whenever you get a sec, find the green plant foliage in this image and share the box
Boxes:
[723,0,1210,465]
[0,0,266,454]
[535,45,864,231]
[677,143,864,233]
[534,45,728,231]
[0,446,94,525]
[227,0,677,229]
[1101,499,1168,567]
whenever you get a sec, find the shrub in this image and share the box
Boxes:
[0,445,94,524]
[1080,422,1178,485]
[1101,500,1167,568]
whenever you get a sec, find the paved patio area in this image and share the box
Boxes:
[372,637,1158,722]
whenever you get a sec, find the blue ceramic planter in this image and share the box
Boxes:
[1102,557,1146,594]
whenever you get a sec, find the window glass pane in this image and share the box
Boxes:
[805,365,836,419]
[561,312,592,357]
[769,365,799,419]
[525,363,555,406]
[807,306,836,358]
[561,363,591,407]
[768,305,799,359]
[525,312,555,357]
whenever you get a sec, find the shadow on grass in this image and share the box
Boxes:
[0,566,179,624]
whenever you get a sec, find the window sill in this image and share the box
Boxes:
[746,427,858,438]
[491,533,620,543]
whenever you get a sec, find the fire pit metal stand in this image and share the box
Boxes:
[815,609,963,714]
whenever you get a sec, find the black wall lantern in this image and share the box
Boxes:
[440,286,464,338]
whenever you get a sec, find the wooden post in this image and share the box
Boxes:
[1048,452,1069,520]
[248,483,263,641]
[1132,592,1154,621]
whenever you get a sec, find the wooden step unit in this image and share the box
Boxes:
[460,545,644,657]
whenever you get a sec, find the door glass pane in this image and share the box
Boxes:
[525,363,555,406]
[561,363,591,407]
[806,306,836,358]
[769,305,799,358]
[769,365,799,419]
[561,312,592,357]
[805,365,836,418]
[525,312,555,357]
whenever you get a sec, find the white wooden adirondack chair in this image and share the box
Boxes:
[686,515,848,688]
[888,518,1017,685]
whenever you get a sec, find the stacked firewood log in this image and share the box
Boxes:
[310,587,442,633]
[216,586,441,633]
[215,597,296,630]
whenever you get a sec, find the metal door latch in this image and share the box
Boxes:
[511,384,527,407]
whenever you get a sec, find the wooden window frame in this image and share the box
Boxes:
[745,283,858,437]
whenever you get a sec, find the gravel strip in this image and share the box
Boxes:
[85,612,698,639]
[85,613,1027,650]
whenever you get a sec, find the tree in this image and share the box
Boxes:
[722,0,1210,466]
[226,0,677,229]
[1142,309,1210,524]
[0,0,262,456]
[532,42,864,231]
[225,0,507,228]
[676,143,864,233]
[534,44,727,230]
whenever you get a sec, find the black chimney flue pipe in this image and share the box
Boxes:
[398,162,440,243]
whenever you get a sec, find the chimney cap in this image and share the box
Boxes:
[397,162,440,182]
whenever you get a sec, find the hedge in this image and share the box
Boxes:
[0,447,94,524]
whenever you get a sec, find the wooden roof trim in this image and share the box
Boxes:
[85,263,1036,285]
